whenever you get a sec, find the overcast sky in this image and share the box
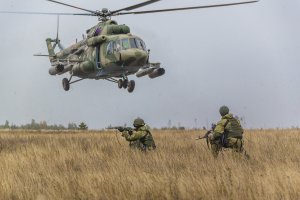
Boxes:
[0,0,299,129]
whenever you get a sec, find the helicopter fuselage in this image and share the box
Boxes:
[46,20,164,92]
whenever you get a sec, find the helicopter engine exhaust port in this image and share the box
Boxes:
[148,68,165,79]
[136,68,155,78]
[49,64,64,75]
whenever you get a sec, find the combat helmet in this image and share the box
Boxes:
[219,106,229,116]
[133,118,145,127]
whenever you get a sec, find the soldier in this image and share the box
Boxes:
[208,106,247,158]
[121,118,156,151]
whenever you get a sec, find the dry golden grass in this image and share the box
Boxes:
[0,129,299,200]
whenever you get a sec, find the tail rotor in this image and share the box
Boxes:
[53,15,64,51]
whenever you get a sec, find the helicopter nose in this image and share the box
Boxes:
[120,49,148,66]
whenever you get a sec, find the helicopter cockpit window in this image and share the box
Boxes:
[114,40,121,52]
[106,42,113,55]
[140,40,146,51]
[113,38,146,51]
[121,39,130,50]
[129,38,138,49]
[135,38,147,51]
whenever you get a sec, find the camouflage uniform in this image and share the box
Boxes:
[122,118,156,151]
[210,106,244,158]
[129,140,144,150]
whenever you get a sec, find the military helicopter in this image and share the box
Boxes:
[0,0,259,93]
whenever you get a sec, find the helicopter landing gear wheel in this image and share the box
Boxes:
[122,79,128,89]
[127,80,135,93]
[118,79,123,89]
[62,78,70,91]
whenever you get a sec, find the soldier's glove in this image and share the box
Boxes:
[208,133,214,141]
[126,127,133,132]
[118,127,124,132]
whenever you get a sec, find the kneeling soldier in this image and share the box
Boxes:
[208,106,247,158]
[121,118,156,151]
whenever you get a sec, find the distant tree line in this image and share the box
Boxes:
[0,119,88,130]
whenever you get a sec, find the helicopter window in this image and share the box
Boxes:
[129,38,138,49]
[122,39,130,50]
[135,39,142,49]
[140,40,147,51]
[135,39,147,51]
[114,40,122,52]
[106,42,113,55]
[111,41,116,52]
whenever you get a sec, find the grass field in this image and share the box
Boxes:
[0,129,299,200]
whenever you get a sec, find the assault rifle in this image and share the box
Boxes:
[106,126,133,133]
[195,129,213,140]
[195,124,216,149]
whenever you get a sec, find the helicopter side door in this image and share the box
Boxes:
[95,45,102,69]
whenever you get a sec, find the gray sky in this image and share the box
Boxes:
[0,0,299,129]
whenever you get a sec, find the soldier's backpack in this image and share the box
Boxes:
[222,118,243,147]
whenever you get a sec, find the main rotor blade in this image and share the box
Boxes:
[34,54,52,57]
[46,0,97,15]
[111,0,161,14]
[114,1,259,16]
[0,11,92,16]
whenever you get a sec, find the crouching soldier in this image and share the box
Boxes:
[121,118,156,151]
[208,106,248,158]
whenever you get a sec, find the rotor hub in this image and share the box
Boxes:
[102,8,109,13]
[95,9,111,21]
